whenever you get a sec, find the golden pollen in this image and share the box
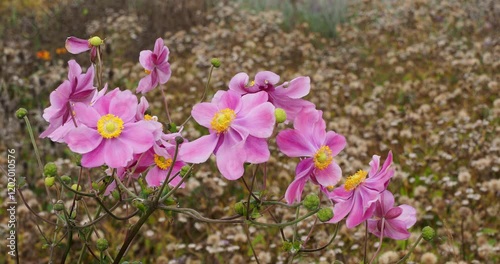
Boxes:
[210,108,236,133]
[144,69,151,75]
[344,170,368,191]
[313,146,333,170]
[154,154,173,170]
[97,114,124,139]
[248,80,255,86]
[144,114,153,121]
[326,185,335,192]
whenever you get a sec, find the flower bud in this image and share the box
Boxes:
[45,177,55,187]
[180,165,191,177]
[303,193,320,211]
[60,175,72,185]
[89,36,103,47]
[132,198,147,212]
[71,184,82,192]
[275,108,287,123]
[54,200,65,211]
[168,122,178,133]
[422,226,436,241]
[44,162,58,177]
[15,108,28,119]
[317,208,334,222]
[96,238,109,251]
[175,136,184,144]
[210,58,221,68]
[234,201,246,216]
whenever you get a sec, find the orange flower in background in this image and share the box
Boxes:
[55,47,67,55]
[36,50,51,60]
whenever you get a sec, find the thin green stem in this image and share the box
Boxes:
[155,142,180,204]
[249,209,319,228]
[396,235,423,264]
[364,220,368,264]
[160,165,194,203]
[160,85,172,124]
[369,218,385,264]
[244,223,261,264]
[300,223,339,252]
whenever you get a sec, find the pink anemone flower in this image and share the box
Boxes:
[40,60,95,140]
[229,71,315,122]
[368,190,417,240]
[65,36,100,62]
[179,90,275,180]
[65,88,157,168]
[327,151,394,228]
[276,108,346,204]
[142,143,186,187]
[136,38,171,94]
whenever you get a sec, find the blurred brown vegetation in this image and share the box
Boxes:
[1,0,499,263]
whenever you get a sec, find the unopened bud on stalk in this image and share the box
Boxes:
[303,193,320,211]
[45,177,55,187]
[96,238,109,251]
[275,108,287,123]
[180,165,191,177]
[89,36,103,47]
[44,162,58,177]
[54,200,65,211]
[15,108,28,119]
[234,201,246,216]
[175,136,184,144]
[71,184,82,192]
[422,226,436,241]
[317,207,334,222]
[210,58,221,68]
[60,175,72,185]
[132,198,147,212]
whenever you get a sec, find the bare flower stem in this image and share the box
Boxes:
[369,218,385,264]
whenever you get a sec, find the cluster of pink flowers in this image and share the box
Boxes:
[42,37,416,240]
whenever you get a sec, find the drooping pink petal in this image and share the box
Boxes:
[243,136,270,164]
[179,133,218,163]
[145,166,165,187]
[314,162,342,188]
[276,129,316,157]
[153,38,167,59]
[191,102,219,128]
[397,204,417,228]
[228,72,250,95]
[369,155,381,177]
[385,207,403,219]
[65,126,103,153]
[330,197,354,223]
[90,47,97,63]
[268,92,315,122]
[136,96,149,120]
[103,138,134,168]
[284,158,314,204]
[346,191,377,228]
[65,37,90,54]
[277,76,310,99]
[238,91,269,116]
[137,74,153,94]
[80,141,107,167]
[293,108,326,147]
[233,102,275,138]
[215,130,246,180]
[381,219,412,240]
[72,65,95,101]
[119,122,155,153]
[73,103,100,128]
[255,71,280,86]
[324,131,347,156]
[46,120,77,143]
[67,60,82,81]
[156,62,171,84]
[379,190,396,214]
[139,50,154,70]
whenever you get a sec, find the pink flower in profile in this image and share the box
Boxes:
[136,38,171,94]
[65,88,157,168]
[327,151,394,228]
[142,144,186,188]
[40,60,95,140]
[368,190,417,240]
[65,36,102,62]
[276,108,346,204]
[229,71,315,121]
[179,90,275,180]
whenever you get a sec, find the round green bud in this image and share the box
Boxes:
[43,162,58,177]
[275,108,287,123]
[210,58,221,68]
[15,108,28,119]
[422,226,436,241]
[89,36,103,47]
[60,175,72,185]
[71,184,82,192]
[54,200,65,211]
[234,201,246,216]
[180,165,191,177]
[44,177,55,187]
[317,208,334,222]
[96,238,109,251]
[303,193,320,211]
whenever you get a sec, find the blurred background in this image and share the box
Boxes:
[0,0,499,263]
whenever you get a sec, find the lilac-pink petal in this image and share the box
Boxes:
[255,71,280,86]
[119,122,155,153]
[314,162,342,188]
[228,72,250,95]
[191,102,218,128]
[233,102,275,138]
[137,74,153,94]
[238,91,269,116]
[67,60,82,80]
[90,47,97,62]
[65,37,90,54]
[324,131,347,156]
[243,136,270,163]
[217,90,241,111]
[153,38,167,59]
[156,62,171,84]
[46,120,77,143]
[145,166,164,187]
[139,50,154,70]
[293,108,326,147]
[276,129,316,157]
[103,139,134,168]
[369,155,381,177]
[279,76,310,99]
[398,205,417,228]
[330,197,354,223]
[382,220,412,240]
[73,103,100,128]
[385,207,403,219]
[80,141,107,167]
[215,133,246,180]
[179,133,218,163]
[346,193,377,228]
[284,158,314,204]
[66,126,102,153]
[109,90,137,123]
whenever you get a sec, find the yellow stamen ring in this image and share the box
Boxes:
[97,114,124,139]
[154,154,173,170]
[344,170,368,191]
[210,108,236,133]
